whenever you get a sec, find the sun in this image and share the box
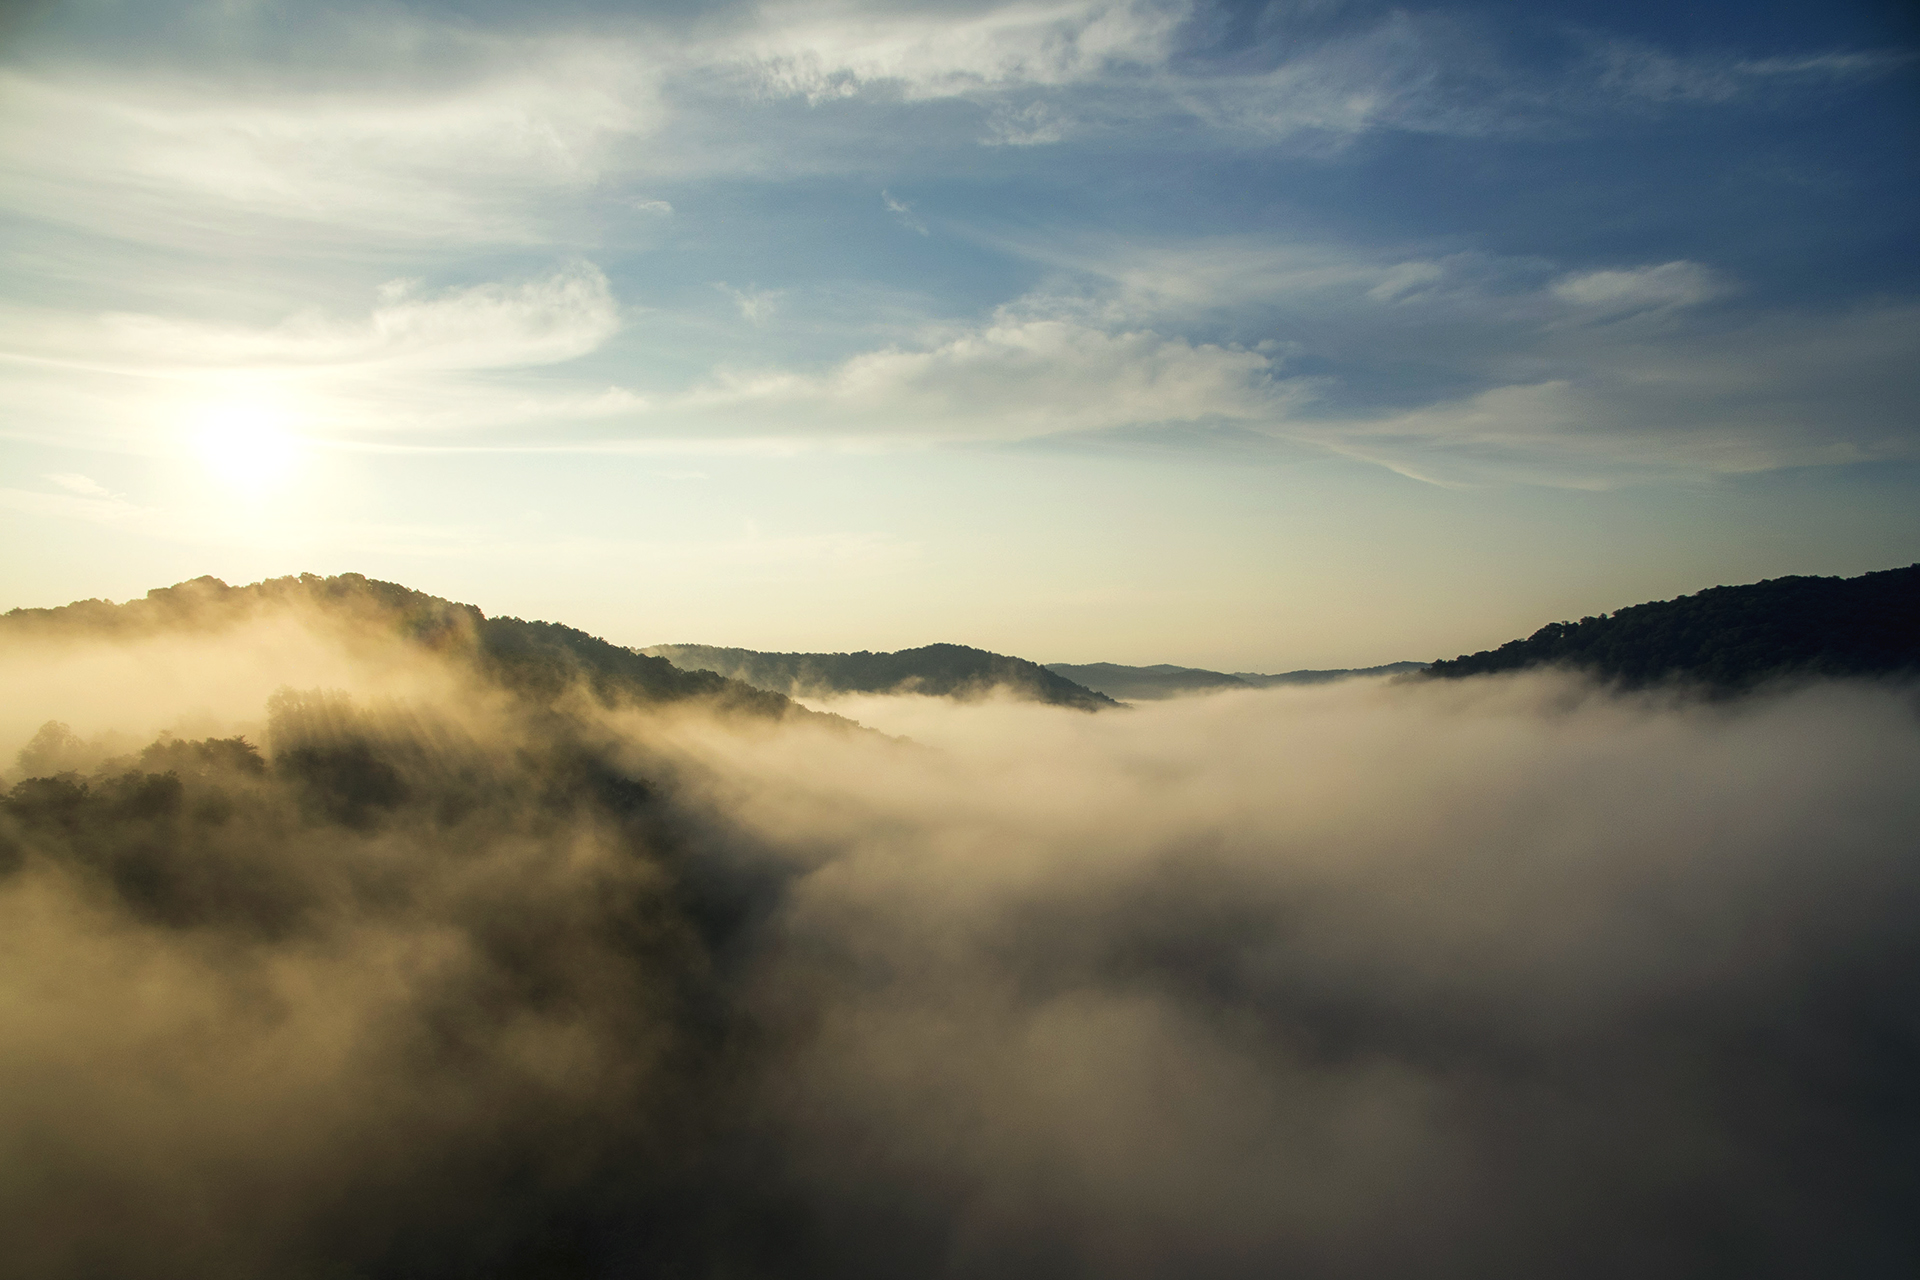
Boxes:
[195,402,302,492]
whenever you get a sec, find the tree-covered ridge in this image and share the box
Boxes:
[1425,564,1920,690]
[1048,661,1428,700]
[1045,663,1255,700]
[645,643,1119,711]
[1,572,478,645]
[0,574,808,721]
[476,615,794,716]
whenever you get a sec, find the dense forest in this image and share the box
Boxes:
[645,642,1118,710]
[1425,564,1920,691]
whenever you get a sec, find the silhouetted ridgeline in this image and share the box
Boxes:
[644,642,1119,710]
[1049,661,1427,700]
[1045,662,1253,699]
[1,573,809,720]
[1426,564,1920,691]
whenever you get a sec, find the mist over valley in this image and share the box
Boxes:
[4,570,1918,1277]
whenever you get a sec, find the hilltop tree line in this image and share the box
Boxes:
[644,642,1118,710]
[1425,564,1920,691]
[2,573,813,721]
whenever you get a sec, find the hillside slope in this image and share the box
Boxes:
[1,574,808,721]
[645,643,1118,711]
[1425,564,1920,691]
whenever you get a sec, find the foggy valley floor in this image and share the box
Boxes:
[3,598,1919,1278]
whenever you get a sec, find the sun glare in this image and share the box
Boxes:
[195,402,302,493]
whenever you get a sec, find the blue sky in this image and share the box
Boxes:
[2,0,1916,667]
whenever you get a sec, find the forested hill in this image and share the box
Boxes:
[644,643,1119,711]
[1048,661,1428,700]
[1044,663,1254,700]
[1425,564,1920,691]
[0,574,804,720]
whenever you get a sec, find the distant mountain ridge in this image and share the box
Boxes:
[643,643,1118,711]
[1047,661,1427,701]
[1,574,816,723]
[1424,563,1920,691]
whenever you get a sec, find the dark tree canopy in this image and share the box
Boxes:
[1425,564,1920,691]
[646,643,1119,711]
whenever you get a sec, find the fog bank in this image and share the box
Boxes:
[4,615,1918,1277]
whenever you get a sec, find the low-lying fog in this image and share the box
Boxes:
[3,616,1916,1279]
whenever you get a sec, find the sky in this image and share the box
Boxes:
[1,0,1916,669]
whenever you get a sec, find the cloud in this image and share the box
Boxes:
[1,0,1900,258]
[0,264,624,452]
[731,2,1486,150]
[736,0,1185,102]
[700,676,1920,1274]
[881,188,928,234]
[1008,236,1732,330]
[722,3,1907,149]
[0,41,656,246]
[89,265,620,372]
[0,486,143,526]
[3,211,1897,486]
[980,99,1070,145]
[972,235,1916,484]
[9,589,1916,1276]
[1284,300,1920,488]
[715,283,785,325]
[672,310,1304,440]
[1550,260,1727,313]
[0,4,1909,480]
[46,473,110,496]
[1027,236,1501,317]
[5,281,763,457]
[727,4,1469,146]
[1595,39,1916,105]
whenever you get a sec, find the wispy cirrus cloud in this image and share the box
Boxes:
[670,309,1301,441]
[2,0,1901,264]
[0,49,655,247]
[1593,38,1916,105]
[716,283,787,325]
[734,0,1185,102]
[46,472,112,497]
[956,234,1915,484]
[1549,261,1728,314]
[1,264,618,376]
[880,189,928,234]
